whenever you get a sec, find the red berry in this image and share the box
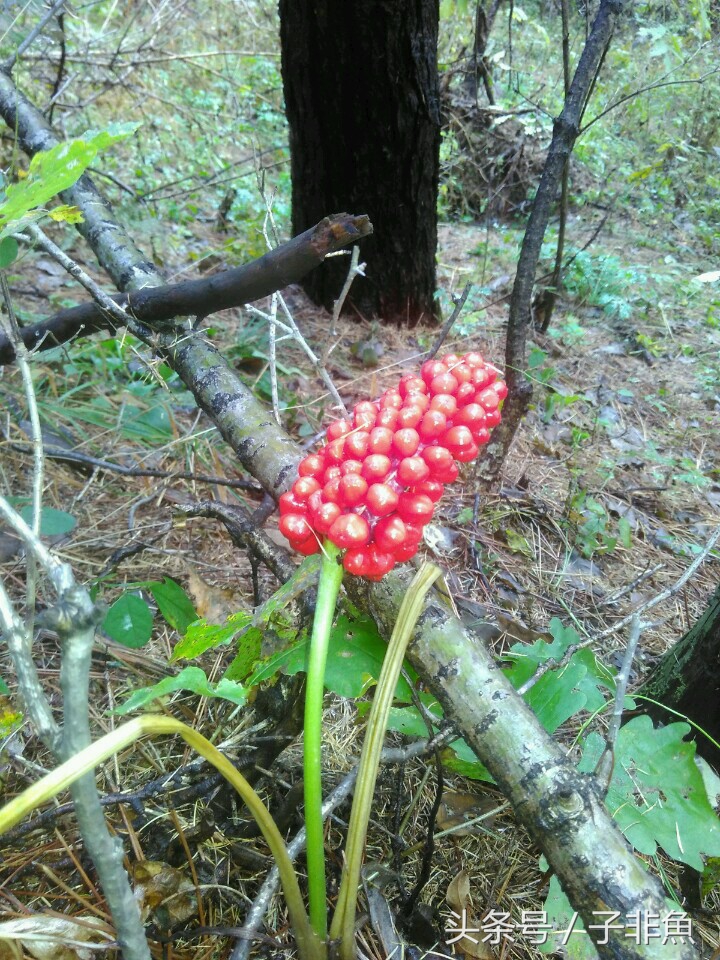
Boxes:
[485,409,501,428]
[471,366,492,388]
[393,541,419,562]
[397,456,431,486]
[456,382,476,406]
[279,513,313,542]
[362,454,392,482]
[399,374,428,397]
[343,547,371,576]
[323,478,343,503]
[443,425,474,452]
[311,500,342,535]
[412,479,444,502]
[430,393,457,418]
[353,401,377,430]
[493,380,509,400]
[293,537,321,556]
[329,513,371,548]
[464,351,484,367]
[292,476,321,501]
[421,360,447,384]
[475,427,491,445]
[380,390,402,410]
[430,372,459,395]
[366,483,399,516]
[454,441,479,462]
[422,445,455,479]
[442,353,460,366]
[338,473,368,506]
[327,419,352,441]
[419,409,447,441]
[376,406,399,430]
[392,427,420,457]
[323,465,342,483]
[325,438,346,463]
[476,387,500,412]
[365,545,395,580]
[454,404,486,431]
[451,363,472,384]
[298,453,325,477]
[397,493,434,524]
[374,515,408,552]
[279,491,307,515]
[345,430,370,458]
[403,522,425,546]
[406,392,430,413]
[340,459,363,475]
[396,404,423,429]
[369,426,394,454]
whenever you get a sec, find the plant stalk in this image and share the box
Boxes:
[303,539,344,939]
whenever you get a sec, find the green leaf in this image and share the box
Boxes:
[618,517,632,548]
[579,717,720,870]
[0,236,18,268]
[223,626,262,681]
[19,506,76,536]
[115,665,247,715]
[539,876,600,958]
[48,204,84,224]
[505,528,533,557]
[174,619,240,660]
[145,578,197,635]
[0,124,141,230]
[0,675,9,695]
[103,594,153,648]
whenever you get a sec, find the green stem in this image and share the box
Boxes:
[0,716,326,960]
[330,562,441,960]
[304,539,344,940]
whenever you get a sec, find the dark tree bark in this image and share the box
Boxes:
[279,0,441,325]
[641,583,720,765]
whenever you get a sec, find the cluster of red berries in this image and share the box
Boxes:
[278,351,507,580]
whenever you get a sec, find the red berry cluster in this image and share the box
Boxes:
[278,352,507,580]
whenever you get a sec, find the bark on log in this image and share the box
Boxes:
[0,63,699,960]
[0,214,372,364]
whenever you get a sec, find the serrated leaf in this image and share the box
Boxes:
[146,578,197,635]
[19,505,76,536]
[0,236,18,268]
[115,665,247,715]
[579,717,720,869]
[103,593,153,648]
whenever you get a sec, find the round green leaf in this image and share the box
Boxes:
[0,236,18,268]
[103,593,153,648]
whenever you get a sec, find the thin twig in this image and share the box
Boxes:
[1,0,67,73]
[426,282,472,359]
[268,293,280,425]
[331,245,363,337]
[594,614,642,794]
[518,526,720,695]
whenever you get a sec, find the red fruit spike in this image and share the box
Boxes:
[456,382,476,406]
[325,438,346,463]
[399,375,428,397]
[323,465,342,483]
[396,404,423,429]
[353,401,378,430]
[412,479,444,503]
[326,419,353,441]
[493,380,509,400]
[369,426,394,454]
[293,536,321,556]
[338,473,368,506]
[323,477,343,503]
[298,453,325,478]
[464,351,484,367]
[343,547,371,576]
[362,454,392,483]
[430,393,458,418]
[485,409,501,428]
[430,372,459,396]
[340,459,363,475]
[443,425,474,452]
[292,476,321,501]
[345,430,370,459]
[419,409,447,441]
[454,441,479,462]
[311,500,342,535]
[279,513,313,542]
[451,362,472,384]
[454,403,487,431]
[392,427,420,457]
[393,541,419,562]
[380,390,402,410]
[376,406,399,430]
[421,359,448,384]
[476,387,500,412]
[328,513,371,548]
[397,492,435,524]
[374,515,408,552]
[397,455,431,486]
[366,482,399,517]
[279,491,308,516]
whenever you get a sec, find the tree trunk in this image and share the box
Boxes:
[279,0,441,325]
[641,582,720,765]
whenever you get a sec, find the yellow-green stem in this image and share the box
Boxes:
[304,538,344,939]
[329,563,441,960]
[0,715,325,960]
